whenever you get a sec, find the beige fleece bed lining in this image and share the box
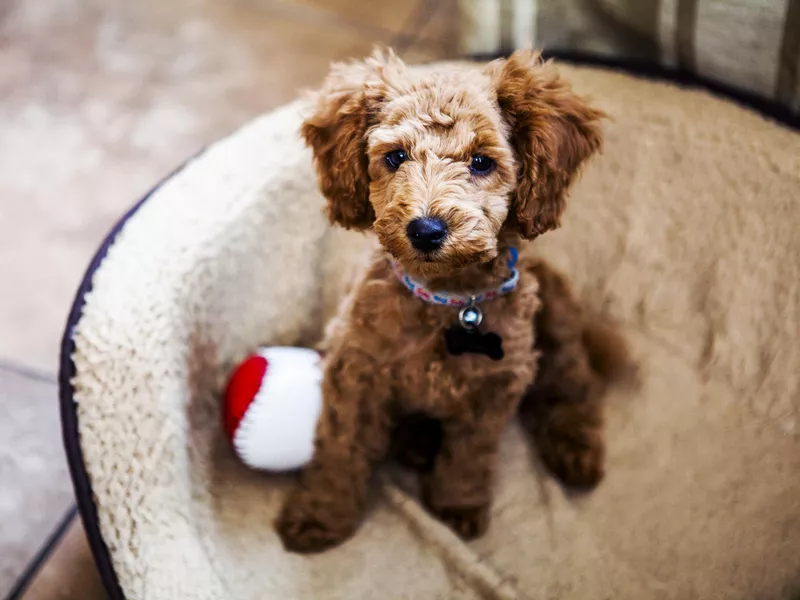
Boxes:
[62,62,800,600]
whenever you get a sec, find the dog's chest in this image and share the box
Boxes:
[386,282,540,418]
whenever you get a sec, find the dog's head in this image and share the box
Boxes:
[302,49,605,277]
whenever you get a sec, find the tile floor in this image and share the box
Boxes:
[0,0,456,595]
[0,365,73,595]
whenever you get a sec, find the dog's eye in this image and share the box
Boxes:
[385,149,408,171]
[469,155,495,175]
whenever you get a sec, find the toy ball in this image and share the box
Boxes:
[223,347,323,471]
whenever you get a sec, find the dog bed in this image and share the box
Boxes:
[60,62,800,600]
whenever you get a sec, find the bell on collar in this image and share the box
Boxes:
[447,297,504,360]
[458,298,483,330]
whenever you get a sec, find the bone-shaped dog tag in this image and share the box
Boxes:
[444,325,504,360]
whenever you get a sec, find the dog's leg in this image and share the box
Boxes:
[422,381,521,540]
[520,261,606,488]
[391,413,442,472]
[422,420,500,539]
[275,350,391,553]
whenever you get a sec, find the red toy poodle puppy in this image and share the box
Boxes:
[276,48,626,553]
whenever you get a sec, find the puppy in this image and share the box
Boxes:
[276,49,620,553]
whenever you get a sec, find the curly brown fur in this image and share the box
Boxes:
[276,48,613,553]
[390,413,442,472]
[389,271,630,484]
[518,261,628,488]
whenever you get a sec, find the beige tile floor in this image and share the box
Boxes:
[0,0,455,595]
[19,517,106,600]
[0,364,75,595]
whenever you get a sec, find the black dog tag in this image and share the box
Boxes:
[445,325,504,360]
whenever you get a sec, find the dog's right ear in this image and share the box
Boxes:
[301,50,402,230]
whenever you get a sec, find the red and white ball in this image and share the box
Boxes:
[223,347,323,471]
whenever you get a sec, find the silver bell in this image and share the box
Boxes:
[458,303,483,329]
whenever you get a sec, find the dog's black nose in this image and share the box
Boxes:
[406,217,447,252]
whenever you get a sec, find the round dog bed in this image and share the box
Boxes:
[60,62,800,600]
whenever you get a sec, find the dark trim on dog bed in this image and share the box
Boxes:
[58,160,193,600]
[57,55,799,600]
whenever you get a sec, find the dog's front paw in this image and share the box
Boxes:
[424,500,490,540]
[536,425,605,488]
[275,491,357,554]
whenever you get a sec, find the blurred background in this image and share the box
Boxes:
[1,0,796,597]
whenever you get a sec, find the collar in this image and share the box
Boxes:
[390,248,520,308]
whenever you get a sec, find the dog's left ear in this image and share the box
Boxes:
[489,51,606,239]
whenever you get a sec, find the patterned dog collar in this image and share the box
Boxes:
[390,248,520,308]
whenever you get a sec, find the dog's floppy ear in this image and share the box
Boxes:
[489,50,605,239]
[302,49,403,230]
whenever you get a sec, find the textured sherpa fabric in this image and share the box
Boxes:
[65,63,800,600]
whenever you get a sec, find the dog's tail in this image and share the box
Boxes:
[581,319,630,385]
